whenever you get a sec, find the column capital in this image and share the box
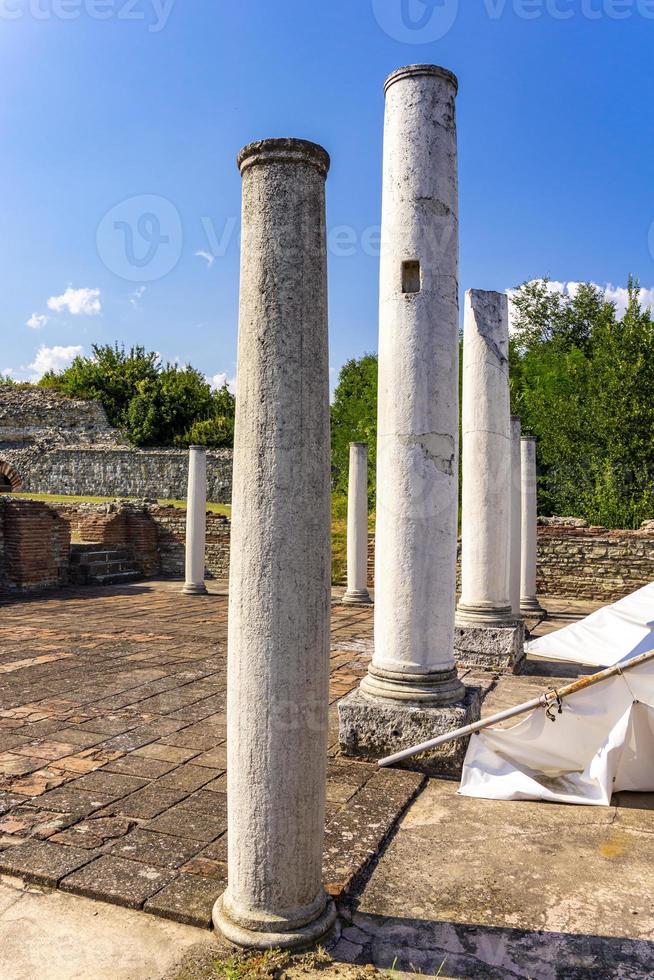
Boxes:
[237,138,330,177]
[384,64,458,95]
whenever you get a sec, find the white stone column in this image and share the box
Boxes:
[509,417,522,619]
[456,290,512,626]
[342,442,372,606]
[520,436,545,617]
[339,65,478,776]
[213,139,335,949]
[181,445,207,596]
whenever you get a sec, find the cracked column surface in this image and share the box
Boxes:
[520,436,546,617]
[456,290,513,627]
[338,66,479,776]
[212,138,336,948]
[509,417,523,619]
[182,446,208,596]
[342,442,372,606]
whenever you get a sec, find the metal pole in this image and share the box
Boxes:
[378,649,654,768]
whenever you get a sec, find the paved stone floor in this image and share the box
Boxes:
[0,580,421,929]
[1,582,653,979]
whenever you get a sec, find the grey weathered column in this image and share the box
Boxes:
[212,139,335,949]
[456,290,512,626]
[454,291,524,670]
[342,442,372,606]
[509,417,522,619]
[339,65,478,775]
[520,436,545,617]
[182,445,207,595]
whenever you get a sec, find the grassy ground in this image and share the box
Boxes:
[7,491,374,585]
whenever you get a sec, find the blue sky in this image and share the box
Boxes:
[1,0,653,389]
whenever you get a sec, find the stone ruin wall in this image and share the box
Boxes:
[0,386,233,503]
[366,523,653,603]
[0,498,231,594]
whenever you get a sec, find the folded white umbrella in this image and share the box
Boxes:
[526,581,654,667]
[458,654,654,805]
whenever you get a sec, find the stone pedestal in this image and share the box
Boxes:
[509,417,522,619]
[339,686,481,778]
[342,442,372,606]
[338,65,478,773]
[213,138,336,950]
[454,621,525,672]
[182,445,208,596]
[520,436,546,618]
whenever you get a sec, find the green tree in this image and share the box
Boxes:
[510,277,654,528]
[38,343,235,449]
[330,354,378,502]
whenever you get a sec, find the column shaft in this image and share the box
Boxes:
[182,446,207,595]
[343,443,372,606]
[509,418,522,619]
[363,64,464,704]
[520,436,545,616]
[213,139,335,948]
[456,290,512,626]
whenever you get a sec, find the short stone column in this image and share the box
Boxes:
[342,442,372,606]
[181,445,208,596]
[212,139,336,949]
[339,65,479,776]
[454,291,523,671]
[520,436,546,617]
[509,417,523,619]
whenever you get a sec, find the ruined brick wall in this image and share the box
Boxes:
[536,522,654,601]
[147,505,231,580]
[0,498,231,593]
[0,498,71,592]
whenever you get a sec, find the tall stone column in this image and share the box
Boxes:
[342,442,372,606]
[454,291,523,670]
[182,445,208,596]
[509,417,523,619]
[520,436,546,617]
[339,65,479,776]
[212,139,336,949]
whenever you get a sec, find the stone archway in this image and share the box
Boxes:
[0,461,22,493]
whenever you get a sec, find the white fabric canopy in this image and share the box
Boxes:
[459,584,654,805]
[525,582,654,667]
[459,655,654,805]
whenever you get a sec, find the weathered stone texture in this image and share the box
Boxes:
[0,386,232,503]
[536,521,654,600]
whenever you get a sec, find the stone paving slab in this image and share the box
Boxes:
[0,580,403,928]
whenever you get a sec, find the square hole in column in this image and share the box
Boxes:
[402,260,421,294]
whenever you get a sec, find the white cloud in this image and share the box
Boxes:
[1,368,13,379]
[26,344,83,381]
[195,250,215,269]
[130,286,146,309]
[47,287,101,316]
[208,371,236,393]
[26,312,49,330]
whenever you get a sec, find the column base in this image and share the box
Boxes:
[341,590,373,606]
[338,684,481,777]
[361,665,465,704]
[454,620,525,673]
[521,596,547,618]
[455,602,515,627]
[182,583,208,596]
[212,892,337,951]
